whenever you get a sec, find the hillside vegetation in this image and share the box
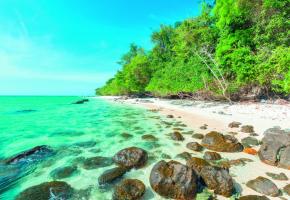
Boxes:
[96,0,290,101]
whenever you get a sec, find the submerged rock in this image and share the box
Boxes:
[175,152,192,161]
[73,99,89,104]
[241,125,255,133]
[16,181,74,200]
[201,131,243,152]
[228,121,241,128]
[203,151,222,161]
[171,131,184,141]
[113,147,148,169]
[98,167,127,185]
[120,132,133,139]
[239,195,270,200]
[265,172,288,181]
[15,109,37,113]
[113,179,145,200]
[186,142,203,152]
[73,141,97,148]
[150,160,197,200]
[82,156,113,170]
[50,166,78,179]
[141,134,158,141]
[246,176,280,197]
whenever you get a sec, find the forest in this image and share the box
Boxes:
[96,0,290,101]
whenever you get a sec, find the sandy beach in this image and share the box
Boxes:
[101,96,290,199]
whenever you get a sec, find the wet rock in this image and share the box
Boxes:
[228,121,241,128]
[192,133,204,139]
[171,131,184,141]
[167,114,174,118]
[186,157,210,174]
[5,145,53,164]
[201,131,243,152]
[50,166,78,179]
[200,124,208,130]
[258,127,290,169]
[241,137,260,147]
[241,125,255,133]
[266,172,288,181]
[176,152,192,161]
[82,156,113,170]
[113,147,148,169]
[284,184,290,195]
[120,133,133,139]
[161,153,171,159]
[141,134,158,141]
[203,151,222,161]
[246,176,280,197]
[113,179,145,200]
[73,99,89,104]
[182,130,194,135]
[186,142,203,152]
[98,167,128,185]
[150,160,197,200]
[16,181,74,200]
[239,195,270,200]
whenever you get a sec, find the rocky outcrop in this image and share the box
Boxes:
[113,179,145,200]
[203,151,222,161]
[150,160,197,200]
[186,142,203,152]
[171,131,184,141]
[246,176,280,197]
[113,147,148,169]
[16,181,74,200]
[201,131,243,152]
[258,127,290,169]
[98,167,128,185]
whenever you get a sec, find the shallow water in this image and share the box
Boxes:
[0,96,192,199]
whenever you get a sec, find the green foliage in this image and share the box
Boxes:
[97,0,290,97]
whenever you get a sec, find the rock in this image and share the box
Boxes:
[150,160,197,199]
[266,172,288,181]
[73,99,89,104]
[113,147,148,169]
[239,195,270,200]
[284,184,290,195]
[258,127,290,169]
[16,109,37,113]
[176,152,192,161]
[120,133,133,139]
[246,176,280,197]
[50,166,78,179]
[203,151,222,161]
[243,148,258,155]
[228,121,241,128]
[186,142,203,152]
[16,181,74,200]
[113,179,145,200]
[171,131,184,141]
[82,156,113,170]
[5,145,53,164]
[98,167,128,185]
[186,157,210,174]
[201,131,243,152]
[182,130,194,135]
[241,125,255,133]
[200,124,208,130]
[167,114,174,118]
[74,141,97,148]
[192,133,204,139]
[241,137,260,147]
[141,134,158,141]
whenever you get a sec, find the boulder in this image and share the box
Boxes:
[167,114,174,118]
[186,157,210,174]
[246,176,280,197]
[82,156,113,170]
[284,184,290,195]
[192,133,204,139]
[50,166,78,179]
[150,160,197,200]
[201,131,243,152]
[241,137,260,147]
[258,127,290,169]
[171,131,184,141]
[175,152,192,161]
[239,195,270,200]
[98,167,128,185]
[16,181,74,200]
[241,125,255,133]
[113,147,148,169]
[203,151,222,161]
[228,121,241,128]
[265,172,288,181]
[113,179,145,200]
[186,142,203,152]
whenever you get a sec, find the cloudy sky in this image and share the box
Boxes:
[0,0,201,95]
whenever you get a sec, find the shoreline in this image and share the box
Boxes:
[98,96,290,199]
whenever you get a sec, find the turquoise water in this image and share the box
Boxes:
[0,96,191,200]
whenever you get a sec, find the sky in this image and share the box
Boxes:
[0,0,202,96]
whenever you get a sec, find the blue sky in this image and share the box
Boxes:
[0,0,202,95]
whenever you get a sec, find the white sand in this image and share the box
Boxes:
[99,96,290,199]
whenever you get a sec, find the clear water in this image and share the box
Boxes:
[0,96,192,200]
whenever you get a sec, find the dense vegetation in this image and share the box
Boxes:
[96,0,290,100]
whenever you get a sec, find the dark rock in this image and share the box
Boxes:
[5,145,53,164]
[239,195,270,200]
[228,121,241,128]
[201,131,243,152]
[113,147,148,169]
[203,151,222,161]
[16,181,74,200]
[141,134,158,141]
[182,130,194,135]
[120,133,133,139]
[82,156,113,170]
[241,137,260,147]
[98,167,127,185]
[200,124,208,130]
[176,152,192,161]
[186,157,210,174]
[50,166,78,179]
[150,160,197,200]
[186,142,203,152]
[284,184,290,195]
[167,114,174,118]
[171,131,184,141]
[192,133,204,139]
[73,99,89,104]
[161,153,171,159]
[246,176,280,197]
[266,172,288,181]
[113,179,145,200]
[241,125,255,133]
